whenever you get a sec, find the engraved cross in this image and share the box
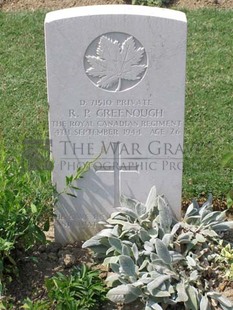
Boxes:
[95,142,139,207]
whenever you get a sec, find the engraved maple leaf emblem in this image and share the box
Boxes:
[86,36,147,92]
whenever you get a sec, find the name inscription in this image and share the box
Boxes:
[51,98,182,138]
[51,97,183,172]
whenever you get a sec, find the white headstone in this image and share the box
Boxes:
[45,5,187,244]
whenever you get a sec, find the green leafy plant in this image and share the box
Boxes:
[83,186,233,309]
[45,264,107,309]
[221,246,233,280]
[0,294,14,310]
[0,145,54,296]
[132,0,171,7]
[63,161,92,198]
[216,242,233,281]
[21,265,107,309]
[21,298,50,310]
[62,154,101,198]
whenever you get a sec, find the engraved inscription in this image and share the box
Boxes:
[84,33,147,92]
[51,98,183,137]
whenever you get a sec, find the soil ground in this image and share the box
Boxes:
[0,0,233,11]
[2,0,233,308]
[7,220,233,309]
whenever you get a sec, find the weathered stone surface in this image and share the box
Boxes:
[45,5,187,243]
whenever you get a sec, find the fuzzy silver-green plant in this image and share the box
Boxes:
[82,187,233,309]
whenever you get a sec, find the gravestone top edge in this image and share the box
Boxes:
[45,5,187,24]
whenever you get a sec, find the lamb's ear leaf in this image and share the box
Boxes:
[196,233,206,243]
[139,228,150,242]
[103,256,119,265]
[185,285,199,310]
[146,299,163,310]
[108,236,122,253]
[110,263,120,274]
[176,282,189,302]
[155,239,171,265]
[119,255,136,277]
[171,222,181,235]
[122,244,131,256]
[177,232,193,243]
[202,211,224,225]
[207,292,233,308]
[190,270,199,282]
[82,235,102,248]
[200,295,211,310]
[120,195,137,210]
[162,233,172,246]
[106,284,141,304]
[145,186,157,211]
[184,202,198,218]
[135,202,147,217]
[132,243,139,261]
[211,222,233,231]
[201,229,218,237]
[105,273,120,287]
[138,259,149,271]
[170,251,184,263]
[147,275,170,295]
[118,207,138,220]
[200,194,213,211]
[158,196,172,234]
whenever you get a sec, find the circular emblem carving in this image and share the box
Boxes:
[84,32,148,92]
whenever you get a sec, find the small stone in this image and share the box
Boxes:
[23,257,32,263]
[54,266,63,272]
[222,287,233,300]
[63,253,76,268]
[32,251,40,257]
